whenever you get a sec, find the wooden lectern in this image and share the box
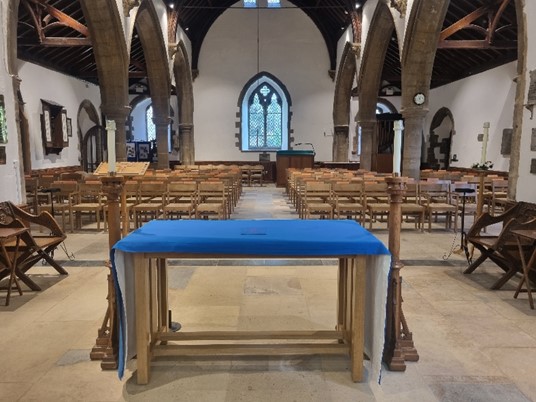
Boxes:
[276,150,314,187]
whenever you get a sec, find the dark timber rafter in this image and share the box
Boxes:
[438,0,516,50]
[20,0,91,47]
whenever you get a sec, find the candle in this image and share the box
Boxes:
[393,120,404,175]
[481,122,490,165]
[106,119,116,173]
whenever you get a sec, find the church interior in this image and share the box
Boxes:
[1,0,536,401]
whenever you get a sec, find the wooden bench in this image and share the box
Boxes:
[464,201,536,289]
[0,201,68,291]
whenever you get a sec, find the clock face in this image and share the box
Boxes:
[413,93,425,105]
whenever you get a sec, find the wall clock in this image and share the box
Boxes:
[413,92,425,105]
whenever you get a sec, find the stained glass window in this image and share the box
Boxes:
[146,105,156,142]
[240,73,290,152]
[267,0,280,8]
[246,83,282,150]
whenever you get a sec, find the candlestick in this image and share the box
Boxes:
[106,119,116,173]
[393,120,404,175]
[480,122,490,165]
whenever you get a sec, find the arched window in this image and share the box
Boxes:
[145,104,156,142]
[239,73,290,152]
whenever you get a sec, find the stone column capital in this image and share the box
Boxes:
[400,106,428,120]
[152,116,171,127]
[101,105,131,121]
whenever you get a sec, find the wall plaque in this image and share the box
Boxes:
[531,158,536,174]
[532,128,536,151]
[501,128,512,155]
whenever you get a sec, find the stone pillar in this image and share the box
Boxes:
[357,120,376,171]
[179,123,195,166]
[332,125,349,162]
[153,116,171,169]
[401,107,428,179]
[101,106,130,162]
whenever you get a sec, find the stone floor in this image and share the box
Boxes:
[1,184,535,402]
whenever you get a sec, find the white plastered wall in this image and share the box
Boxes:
[18,61,102,171]
[193,0,334,162]
[426,62,516,173]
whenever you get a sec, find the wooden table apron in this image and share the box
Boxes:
[131,252,367,385]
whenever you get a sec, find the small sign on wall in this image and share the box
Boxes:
[531,158,536,174]
[532,128,536,151]
[0,146,5,165]
[501,128,512,155]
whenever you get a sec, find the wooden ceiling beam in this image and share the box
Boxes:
[439,0,502,41]
[24,0,90,37]
[437,39,517,49]
[18,37,91,47]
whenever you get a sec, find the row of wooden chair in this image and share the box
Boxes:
[31,177,242,233]
[286,170,509,231]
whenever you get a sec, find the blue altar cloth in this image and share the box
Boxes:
[113,219,389,256]
[112,220,390,382]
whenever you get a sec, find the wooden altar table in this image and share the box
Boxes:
[111,220,390,385]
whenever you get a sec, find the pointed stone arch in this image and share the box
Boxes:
[77,100,101,171]
[356,1,396,170]
[135,0,172,168]
[400,0,450,178]
[79,0,130,161]
[332,42,358,162]
[427,107,455,169]
[173,41,195,165]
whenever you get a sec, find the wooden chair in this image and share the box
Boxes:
[163,181,197,219]
[132,181,168,227]
[400,182,425,230]
[196,181,227,219]
[419,182,457,231]
[465,202,536,289]
[332,182,364,224]
[0,201,68,292]
[250,165,264,187]
[364,182,390,229]
[38,180,78,232]
[70,181,105,230]
[303,181,333,220]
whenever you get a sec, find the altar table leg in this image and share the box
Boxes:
[351,256,366,382]
[134,254,150,384]
[158,258,169,331]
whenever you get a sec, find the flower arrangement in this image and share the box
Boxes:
[471,161,494,170]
